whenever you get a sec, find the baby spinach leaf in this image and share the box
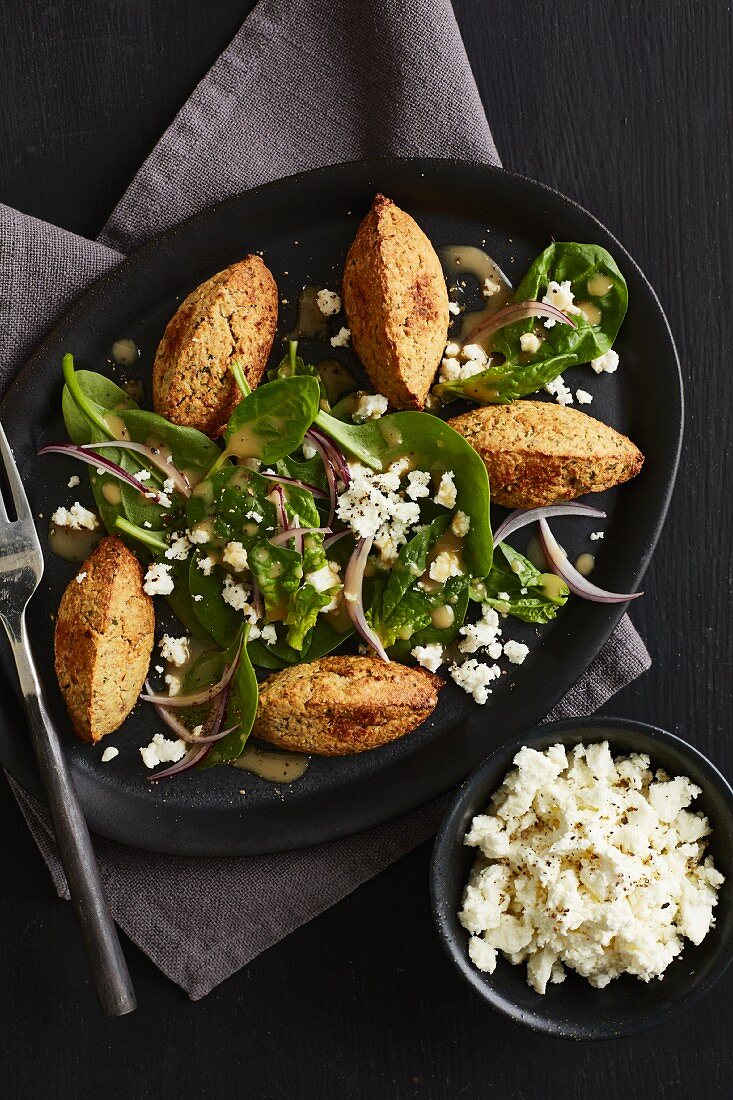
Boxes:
[188,552,242,648]
[315,409,493,578]
[201,629,259,768]
[473,543,569,624]
[223,376,320,465]
[435,242,627,404]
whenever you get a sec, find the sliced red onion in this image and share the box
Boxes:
[148,742,212,781]
[269,526,331,547]
[148,682,234,744]
[306,427,352,487]
[259,472,328,499]
[323,529,350,549]
[464,300,576,345]
[37,443,170,506]
[493,503,606,547]
[538,517,643,603]
[82,441,191,496]
[250,573,263,619]
[140,638,242,707]
[343,536,390,662]
[272,483,288,532]
[303,430,340,525]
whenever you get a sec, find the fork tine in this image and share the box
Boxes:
[0,421,34,524]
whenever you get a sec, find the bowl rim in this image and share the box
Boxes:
[429,715,733,1040]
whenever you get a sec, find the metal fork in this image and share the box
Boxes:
[0,422,136,1017]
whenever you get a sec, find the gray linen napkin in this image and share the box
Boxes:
[0,0,650,999]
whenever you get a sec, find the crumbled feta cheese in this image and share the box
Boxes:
[429,550,462,583]
[137,469,151,482]
[575,388,593,405]
[590,531,604,541]
[163,477,176,494]
[353,393,388,423]
[450,659,500,704]
[67,475,80,488]
[541,280,581,327]
[75,571,87,584]
[451,510,471,537]
[316,288,341,316]
[544,375,574,406]
[159,634,189,668]
[192,594,203,602]
[459,606,501,654]
[336,465,420,566]
[330,326,351,348]
[143,521,153,529]
[438,356,485,383]
[139,733,187,770]
[222,541,249,572]
[221,574,252,612]
[259,623,278,645]
[196,554,216,576]
[483,277,501,297]
[591,348,619,374]
[444,341,462,357]
[164,532,191,561]
[434,471,457,509]
[448,301,461,316]
[143,562,174,596]
[50,502,99,531]
[395,471,426,504]
[164,672,182,697]
[503,639,529,665]
[460,742,723,994]
[101,746,119,762]
[302,439,318,460]
[411,643,444,672]
[520,332,542,355]
[461,343,488,366]
[188,525,210,544]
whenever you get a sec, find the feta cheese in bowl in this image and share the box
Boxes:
[430,718,733,1039]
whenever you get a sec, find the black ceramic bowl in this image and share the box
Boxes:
[430,717,733,1040]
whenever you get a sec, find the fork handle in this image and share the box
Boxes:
[6,614,136,1017]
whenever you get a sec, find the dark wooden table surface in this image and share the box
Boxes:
[1,1,731,1096]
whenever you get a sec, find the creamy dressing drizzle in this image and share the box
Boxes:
[233,745,310,783]
[574,552,595,576]
[285,286,331,341]
[587,274,614,297]
[439,245,513,341]
[47,522,103,564]
[110,338,140,368]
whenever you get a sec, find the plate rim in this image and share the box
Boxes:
[0,156,683,855]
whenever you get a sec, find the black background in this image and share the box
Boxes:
[0,1,731,1096]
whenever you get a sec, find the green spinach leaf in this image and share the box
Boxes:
[473,543,569,624]
[223,375,320,465]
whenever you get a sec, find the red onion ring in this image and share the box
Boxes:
[148,742,212,781]
[493,503,606,547]
[269,526,331,547]
[148,682,234,744]
[82,441,191,496]
[140,637,242,707]
[260,472,328,499]
[538,517,643,603]
[38,443,170,505]
[343,536,390,662]
[306,427,352,487]
[463,300,576,346]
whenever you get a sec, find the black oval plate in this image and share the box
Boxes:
[0,159,682,856]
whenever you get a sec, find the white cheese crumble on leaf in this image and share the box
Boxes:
[143,562,174,596]
[520,332,542,355]
[434,471,457,509]
[352,393,388,423]
[222,541,249,572]
[541,280,581,327]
